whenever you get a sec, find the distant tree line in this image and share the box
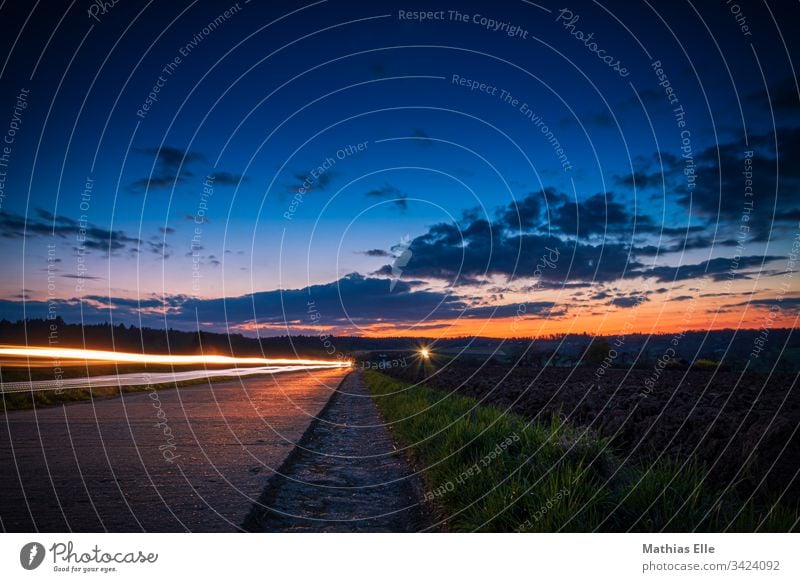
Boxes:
[0,318,426,358]
[0,319,795,371]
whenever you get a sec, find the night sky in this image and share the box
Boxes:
[0,0,798,337]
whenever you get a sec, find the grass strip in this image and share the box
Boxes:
[363,370,797,532]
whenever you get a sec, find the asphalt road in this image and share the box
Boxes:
[0,368,348,532]
[246,372,434,532]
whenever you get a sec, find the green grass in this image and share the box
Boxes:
[363,370,798,532]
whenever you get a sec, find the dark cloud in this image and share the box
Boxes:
[629,255,785,283]
[209,171,247,186]
[610,150,691,194]
[633,236,739,256]
[501,188,561,231]
[609,121,800,243]
[34,208,79,227]
[61,274,103,280]
[613,170,665,189]
[551,191,702,238]
[129,146,204,192]
[360,249,392,257]
[365,184,401,198]
[287,170,335,194]
[677,236,738,251]
[84,295,166,310]
[369,187,787,288]
[185,213,209,224]
[728,297,800,309]
[625,130,800,242]
[533,281,593,290]
[0,273,567,331]
[22,293,191,322]
[571,110,614,128]
[411,129,433,145]
[747,77,800,115]
[0,209,141,253]
[147,240,171,259]
[0,298,88,323]
[148,226,174,258]
[175,273,467,326]
[0,296,176,326]
[374,209,642,284]
[461,301,563,319]
[1,208,78,238]
[552,192,628,237]
[365,183,408,211]
[610,295,648,308]
[392,196,408,210]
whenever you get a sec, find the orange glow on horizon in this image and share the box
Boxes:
[0,346,351,368]
[353,300,798,339]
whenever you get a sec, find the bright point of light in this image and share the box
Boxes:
[0,346,351,368]
[419,348,430,359]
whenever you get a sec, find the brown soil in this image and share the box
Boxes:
[381,364,800,503]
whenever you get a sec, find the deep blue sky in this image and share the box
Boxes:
[0,0,798,337]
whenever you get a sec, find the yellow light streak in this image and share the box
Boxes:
[0,346,351,368]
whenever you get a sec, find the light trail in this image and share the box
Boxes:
[0,364,345,393]
[0,346,351,368]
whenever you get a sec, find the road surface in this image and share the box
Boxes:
[0,368,348,532]
[246,372,434,532]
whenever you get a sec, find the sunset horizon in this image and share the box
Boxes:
[1,1,798,576]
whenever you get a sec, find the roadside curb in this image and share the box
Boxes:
[240,370,353,531]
